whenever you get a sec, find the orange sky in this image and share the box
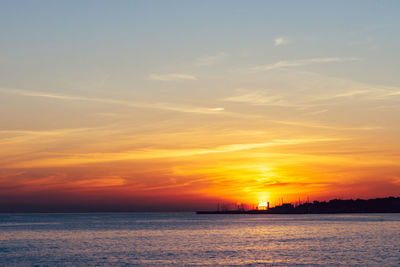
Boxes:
[1,101,399,211]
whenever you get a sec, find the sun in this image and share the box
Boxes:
[258,201,269,210]
[256,192,270,210]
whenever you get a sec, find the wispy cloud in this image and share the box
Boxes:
[310,89,372,102]
[4,138,344,168]
[252,57,359,72]
[195,52,227,66]
[273,36,290,46]
[0,127,102,147]
[149,73,197,81]
[223,88,297,107]
[265,119,381,131]
[224,72,400,111]
[0,87,223,115]
[382,91,400,97]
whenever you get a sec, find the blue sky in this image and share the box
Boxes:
[1,0,400,91]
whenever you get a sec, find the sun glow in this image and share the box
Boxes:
[258,202,269,210]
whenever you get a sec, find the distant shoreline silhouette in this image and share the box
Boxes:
[196,196,400,214]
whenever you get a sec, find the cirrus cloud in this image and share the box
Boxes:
[195,52,227,66]
[273,36,290,46]
[251,57,359,72]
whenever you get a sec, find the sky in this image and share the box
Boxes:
[1,1,400,211]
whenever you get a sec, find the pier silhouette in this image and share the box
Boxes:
[196,197,400,214]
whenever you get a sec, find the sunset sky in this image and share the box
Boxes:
[1,1,400,211]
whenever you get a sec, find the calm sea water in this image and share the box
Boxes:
[1,213,399,266]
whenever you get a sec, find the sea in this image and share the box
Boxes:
[0,213,399,266]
